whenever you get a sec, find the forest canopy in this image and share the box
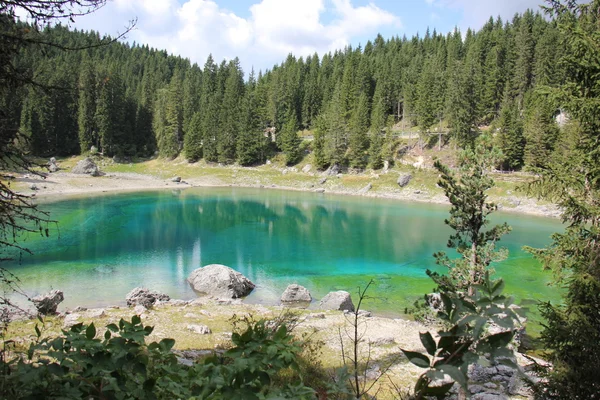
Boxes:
[3,8,563,170]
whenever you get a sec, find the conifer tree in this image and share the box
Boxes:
[77,57,97,154]
[527,3,600,397]
[347,92,370,169]
[446,60,478,148]
[183,111,202,161]
[522,99,558,171]
[496,93,524,170]
[237,71,265,166]
[95,70,126,157]
[199,55,218,162]
[218,58,244,163]
[280,109,302,166]
[163,71,184,158]
[433,140,510,294]
[312,115,329,170]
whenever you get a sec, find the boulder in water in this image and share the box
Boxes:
[319,291,355,312]
[281,284,312,303]
[187,264,255,299]
[32,289,64,315]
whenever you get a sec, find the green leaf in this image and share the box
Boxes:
[486,331,514,348]
[401,349,431,368]
[439,364,467,389]
[419,332,437,356]
[104,330,111,340]
[424,381,455,396]
[47,363,64,377]
[160,338,176,352]
[34,324,41,338]
[491,279,505,297]
[107,323,119,332]
[86,323,96,340]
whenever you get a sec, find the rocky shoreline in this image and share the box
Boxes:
[8,265,541,399]
[12,156,561,219]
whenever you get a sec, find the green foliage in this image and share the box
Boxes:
[3,9,569,168]
[280,110,302,166]
[525,1,600,398]
[401,273,520,399]
[433,140,511,293]
[1,315,314,399]
[183,111,203,162]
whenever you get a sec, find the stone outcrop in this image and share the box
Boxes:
[397,173,412,188]
[48,157,59,172]
[72,157,101,176]
[280,284,312,303]
[187,324,212,335]
[358,182,372,194]
[32,289,64,315]
[125,287,170,308]
[319,291,355,312]
[187,264,255,299]
[326,164,340,176]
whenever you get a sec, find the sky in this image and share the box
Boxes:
[67,0,546,75]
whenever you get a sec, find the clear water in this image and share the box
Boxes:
[4,187,563,319]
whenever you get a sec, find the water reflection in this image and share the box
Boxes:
[5,188,563,311]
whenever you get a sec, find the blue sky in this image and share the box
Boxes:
[69,0,545,74]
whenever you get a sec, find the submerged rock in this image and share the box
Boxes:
[187,264,255,299]
[281,284,312,303]
[125,287,170,308]
[72,157,101,176]
[32,290,64,315]
[319,291,355,312]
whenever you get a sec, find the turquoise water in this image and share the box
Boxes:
[4,188,563,317]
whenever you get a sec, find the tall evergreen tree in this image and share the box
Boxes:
[237,71,265,166]
[526,1,600,397]
[218,58,244,163]
[496,93,524,170]
[95,70,126,157]
[280,109,302,166]
[347,92,370,169]
[77,57,97,153]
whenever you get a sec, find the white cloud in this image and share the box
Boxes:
[428,0,544,30]
[70,0,401,73]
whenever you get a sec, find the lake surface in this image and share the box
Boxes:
[5,187,563,319]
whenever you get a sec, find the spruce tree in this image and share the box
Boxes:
[347,92,370,169]
[496,93,524,170]
[527,4,600,397]
[95,70,126,157]
[237,71,265,166]
[218,58,244,163]
[433,140,510,294]
[280,109,302,166]
[183,111,203,161]
[77,57,97,154]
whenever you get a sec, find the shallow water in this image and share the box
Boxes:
[5,187,563,320]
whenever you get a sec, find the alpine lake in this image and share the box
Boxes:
[6,187,563,332]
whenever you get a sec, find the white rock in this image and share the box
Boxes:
[187,324,212,335]
[187,264,255,299]
[63,313,81,328]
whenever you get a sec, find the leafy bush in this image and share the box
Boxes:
[401,273,521,399]
[0,315,315,399]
